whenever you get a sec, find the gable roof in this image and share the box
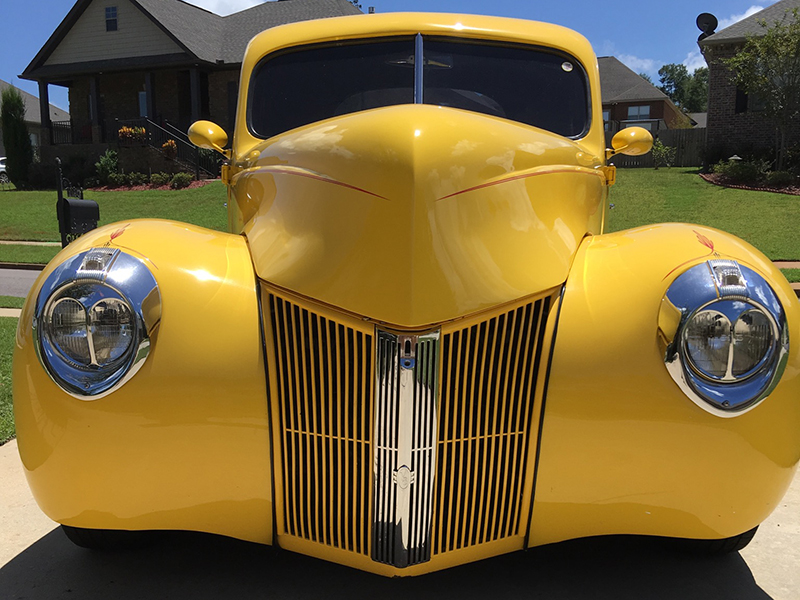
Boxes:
[22,0,362,80]
[0,79,70,123]
[597,56,671,103]
[700,0,800,46]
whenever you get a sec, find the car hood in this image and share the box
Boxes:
[237,105,606,328]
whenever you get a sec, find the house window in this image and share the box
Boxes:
[627,105,650,120]
[138,91,148,118]
[603,109,610,131]
[106,7,118,32]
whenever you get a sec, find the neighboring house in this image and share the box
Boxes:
[0,79,69,155]
[688,112,708,128]
[20,0,361,158]
[598,56,688,133]
[699,0,800,157]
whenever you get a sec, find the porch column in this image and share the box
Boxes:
[89,76,102,143]
[190,67,201,124]
[38,81,52,145]
[144,72,156,119]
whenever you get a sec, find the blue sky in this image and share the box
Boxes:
[0,0,773,111]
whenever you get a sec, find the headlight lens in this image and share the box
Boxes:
[732,309,773,377]
[34,248,161,399]
[684,310,730,379]
[661,259,788,416]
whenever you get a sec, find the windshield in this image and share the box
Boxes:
[249,36,590,139]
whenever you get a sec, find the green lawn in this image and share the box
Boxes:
[606,168,800,260]
[0,245,60,264]
[0,296,25,309]
[0,318,16,445]
[0,182,228,242]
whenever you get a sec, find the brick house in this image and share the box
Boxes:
[598,56,688,133]
[699,0,800,159]
[20,0,361,164]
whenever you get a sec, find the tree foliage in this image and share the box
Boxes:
[1,86,34,188]
[724,8,800,170]
[657,63,708,112]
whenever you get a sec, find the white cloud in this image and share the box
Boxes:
[717,5,765,31]
[617,53,659,77]
[185,0,265,16]
[683,49,706,72]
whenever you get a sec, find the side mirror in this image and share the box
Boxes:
[607,127,653,158]
[188,120,230,158]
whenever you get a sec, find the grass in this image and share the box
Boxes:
[0,296,25,309]
[0,318,16,445]
[0,182,228,242]
[0,245,60,264]
[607,168,800,260]
[780,269,800,283]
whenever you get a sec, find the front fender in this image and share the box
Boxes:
[13,220,273,544]
[529,223,800,546]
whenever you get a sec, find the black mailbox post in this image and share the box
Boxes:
[56,158,99,248]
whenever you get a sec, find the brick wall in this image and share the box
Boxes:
[704,44,800,159]
[208,70,239,134]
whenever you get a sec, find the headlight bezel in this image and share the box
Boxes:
[33,248,161,400]
[661,259,789,417]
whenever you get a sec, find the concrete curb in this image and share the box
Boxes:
[0,263,45,271]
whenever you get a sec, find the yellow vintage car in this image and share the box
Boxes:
[13,13,800,576]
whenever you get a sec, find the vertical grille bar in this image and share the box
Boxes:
[372,329,440,567]
[432,298,550,555]
[270,295,373,554]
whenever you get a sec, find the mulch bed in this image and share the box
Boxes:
[700,173,800,196]
[88,179,218,192]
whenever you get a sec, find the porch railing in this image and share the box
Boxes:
[115,118,222,179]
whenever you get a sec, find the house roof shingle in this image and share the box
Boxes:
[23,0,363,80]
[597,56,670,104]
[700,0,800,46]
[0,79,69,123]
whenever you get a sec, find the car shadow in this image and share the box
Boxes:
[0,529,771,600]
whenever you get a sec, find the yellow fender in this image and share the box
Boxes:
[529,223,800,547]
[13,220,273,544]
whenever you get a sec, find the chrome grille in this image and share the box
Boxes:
[269,295,373,555]
[433,298,550,555]
[266,289,553,568]
[373,330,439,567]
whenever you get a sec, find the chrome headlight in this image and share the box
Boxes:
[34,248,161,399]
[660,259,788,417]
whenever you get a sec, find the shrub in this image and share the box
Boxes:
[118,126,146,143]
[150,172,170,187]
[95,150,119,185]
[652,140,677,169]
[162,139,178,160]
[127,172,148,186]
[170,172,193,189]
[107,172,127,187]
[27,161,59,190]
[1,87,34,188]
[712,158,770,184]
[765,171,795,187]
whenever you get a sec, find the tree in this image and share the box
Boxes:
[1,86,34,188]
[657,64,708,112]
[638,72,653,84]
[658,63,690,107]
[724,8,800,170]
[683,66,708,113]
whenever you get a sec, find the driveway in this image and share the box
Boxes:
[1,439,797,599]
